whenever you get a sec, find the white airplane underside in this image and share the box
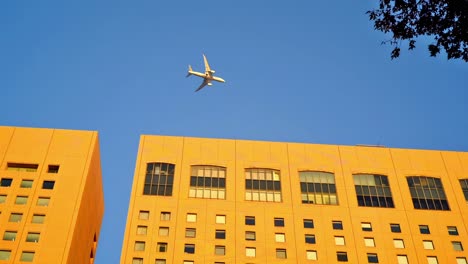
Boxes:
[187,54,225,92]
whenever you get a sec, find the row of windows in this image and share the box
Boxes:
[143,163,468,211]
[4,162,59,173]
[0,250,35,262]
[0,178,56,189]
[0,212,46,223]
[3,231,40,242]
[0,195,50,206]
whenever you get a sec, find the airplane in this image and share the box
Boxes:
[187,54,226,92]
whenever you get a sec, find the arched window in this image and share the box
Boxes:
[353,174,394,208]
[299,171,338,205]
[143,163,175,196]
[245,168,281,202]
[189,165,226,199]
[407,176,449,210]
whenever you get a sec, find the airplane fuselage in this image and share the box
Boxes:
[188,70,225,83]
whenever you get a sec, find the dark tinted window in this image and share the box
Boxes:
[304,219,314,228]
[419,225,430,234]
[215,230,225,239]
[407,176,450,210]
[184,244,195,254]
[367,253,379,263]
[390,223,401,233]
[337,252,348,262]
[144,163,175,196]
[245,216,255,225]
[353,174,394,208]
[274,218,284,227]
[42,181,55,190]
[333,221,343,230]
[305,234,316,244]
[0,178,12,187]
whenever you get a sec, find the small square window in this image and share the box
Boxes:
[427,256,438,264]
[333,221,343,230]
[452,241,464,251]
[390,223,401,233]
[157,242,168,252]
[245,231,256,241]
[139,211,150,220]
[184,244,195,254]
[20,251,34,262]
[136,226,147,235]
[456,257,468,264]
[3,231,17,241]
[155,259,166,264]
[186,213,197,223]
[274,218,284,227]
[337,251,348,262]
[9,213,22,222]
[26,233,40,242]
[47,165,60,173]
[0,194,6,204]
[215,245,225,255]
[32,214,45,224]
[246,247,256,257]
[364,237,375,247]
[42,180,55,190]
[132,258,143,264]
[0,178,13,187]
[448,226,459,236]
[185,228,196,238]
[361,222,372,231]
[419,225,430,234]
[15,196,28,205]
[423,240,434,250]
[134,241,145,251]
[393,239,405,248]
[306,250,317,260]
[305,234,316,244]
[275,233,285,242]
[160,212,171,221]
[397,255,409,264]
[245,216,255,225]
[276,248,287,259]
[367,253,378,263]
[215,230,226,239]
[183,261,194,264]
[20,180,33,188]
[37,197,50,206]
[335,236,345,246]
[216,215,226,224]
[0,250,11,260]
[304,219,314,228]
[159,227,169,236]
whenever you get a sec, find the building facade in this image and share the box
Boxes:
[0,126,104,264]
[121,135,468,264]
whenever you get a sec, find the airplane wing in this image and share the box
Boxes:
[195,79,209,92]
[203,54,211,73]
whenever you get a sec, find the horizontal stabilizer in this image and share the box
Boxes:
[186,65,193,77]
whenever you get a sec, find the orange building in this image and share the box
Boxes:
[121,135,468,264]
[0,126,104,264]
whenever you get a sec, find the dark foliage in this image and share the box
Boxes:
[367,0,468,61]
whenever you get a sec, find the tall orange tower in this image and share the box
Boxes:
[121,135,468,264]
[0,126,104,264]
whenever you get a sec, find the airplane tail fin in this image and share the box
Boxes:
[186,65,193,77]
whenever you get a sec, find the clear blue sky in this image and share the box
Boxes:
[1,1,467,263]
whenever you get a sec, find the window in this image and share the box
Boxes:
[132,258,143,264]
[305,234,316,244]
[215,245,225,255]
[160,212,171,221]
[306,250,317,260]
[0,194,6,204]
[459,179,468,202]
[245,216,255,225]
[448,226,459,235]
[136,226,147,235]
[335,236,345,246]
[189,165,226,199]
[275,233,285,242]
[32,214,45,224]
[367,253,379,263]
[452,241,464,251]
[333,220,343,230]
[139,210,150,220]
[337,252,348,262]
[419,225,430,234]
[245,168,282,202]
[159,227,169,236]
[3,231,17,241]
[390,223,401,233]
[300,171,338,204]
[155,259,166,264]
[157,242,168,252]
[397,255,409,264]
[184,244,195,254]
[47,165,60,173]
[0,250,11,260]
[20,180,33,188]
[42,180,55,190]
[183,261,194,264]
[245,231,256,241]
[7,163,38,172]
[134,241,145,251]
[186,213,197,223]
[143,163,175,196]
[1,178,12,187]
[185,228,196,238]
[26,233,40,242]
[361,222,372,231]
[407,176,450,210]
[246,247,256,257]
[15,196,28,205]
[423,240,434,250]
[20,251,34,262]
[393,239,405,248]
[304,219,314,228]
[37,197,50,206]
[274,218,285,227]
[457,257,468,264]
[276,248,287,259]
[216,215,226,224]
[215,230,226,239]
[353,174,394,208]
[427,256,438,264]
[9,213,22,222]
[364,237,375,247]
